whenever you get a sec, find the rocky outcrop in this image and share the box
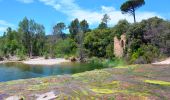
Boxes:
[114,34,126,57]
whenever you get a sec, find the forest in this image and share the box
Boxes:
[0,0,170,64]
[0,16,170,64]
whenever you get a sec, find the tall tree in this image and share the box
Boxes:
[3,27,21,56]
[19,17,32,57]
[102,14,111,25]
[80,19,89,33]
[34,24,46,56]
[79,20,89,62]
[19,17,45,57]
[69,18,80,39]
[120,0,145,23]
[98,14,110,29]
[53,22,66,39]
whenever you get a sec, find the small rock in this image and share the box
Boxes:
[70,57,77,62]
[5,96,24,100]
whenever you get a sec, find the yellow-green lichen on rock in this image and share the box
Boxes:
[28,83,50,91]
[144,80,170,86]
[72,70,112,82]
[90,88,114,94]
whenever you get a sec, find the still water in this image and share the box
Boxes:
[0,62,105,82]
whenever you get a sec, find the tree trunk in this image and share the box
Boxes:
[78,29,85,62]
[132,8,136,23]
[30,44,33,58]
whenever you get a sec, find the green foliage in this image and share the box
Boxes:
[54,38,77,57]
[84,29,112,58]
[44,52,49,59]
[80,20,90,33]
[126,17,170,64]
[19,17,46,57]
[0,16,169,65]
[87,57,125,68]
[87,57,103,67]
[3,27,23,56]
[120,0,145,13]
[102,58,126,67]
[98,14,110,29]
[106,43,114,58]
[113,20,129,39]
[53,22,66,39]
[130,44,160,64]
[17,46,26,61]
[98,22,107,29]
[141,17,170,55]
[120,0,145,22]
[69,18,80,39]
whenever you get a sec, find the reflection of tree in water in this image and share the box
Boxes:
[68,63,105,74]
[4,62,31,72]
[4,62,44,74]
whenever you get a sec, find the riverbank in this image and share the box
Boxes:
[0,57,70,65]
[23,57,70,65]
[152,57,170,65]
[0,64,170,100]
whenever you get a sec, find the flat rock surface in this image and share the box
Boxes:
[0,64,170,100]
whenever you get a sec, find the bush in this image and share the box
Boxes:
[0,50,4,61]
[87,57,126,68]
[106,44,114,58]
[130,44,160,64]
[44,52,49,59]
[17,52,26,61]
[54,38,77,57]
[87,57,103,66]
[84,29,112,57]
[16,48,26,61]
[102,58,125,67]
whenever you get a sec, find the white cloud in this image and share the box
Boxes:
[17,0,34,4]
[0,20,14,34]
[0,20,14,27]
[39,0,162,26]
[0,27,7,33]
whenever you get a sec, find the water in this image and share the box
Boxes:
[0,62,105,82]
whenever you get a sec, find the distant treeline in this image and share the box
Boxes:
[0,16,170,64]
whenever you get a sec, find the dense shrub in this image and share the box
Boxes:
[54,38,77,57]
[84,29,112,58]
[130,44,160,64]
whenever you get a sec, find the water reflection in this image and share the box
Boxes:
[0,62,105,82]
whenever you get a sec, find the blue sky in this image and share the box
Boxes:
[0,0,169,35]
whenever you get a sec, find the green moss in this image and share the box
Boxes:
[144,80,170,86]
[81,90,88,96]
[72,70,111,82]
[101,81,120,89]
[90,88,114,94]
[28,83,49,91]
[5,80,25,85]
[73,70,110,77]
[109,81,120,85]
[114,90,148,96]
[114,65,138,69]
